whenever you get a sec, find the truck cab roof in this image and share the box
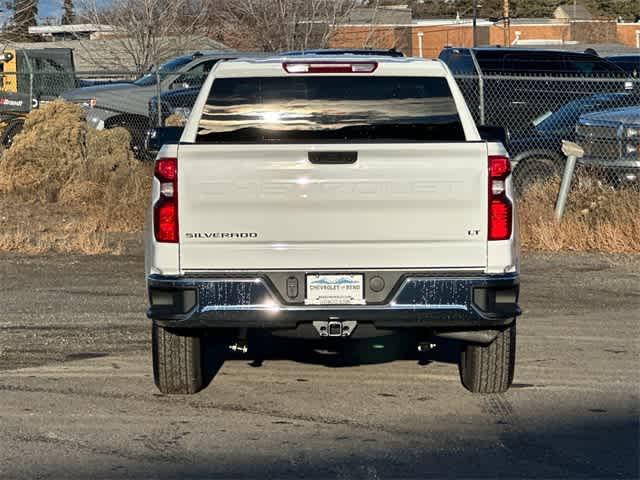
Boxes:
[280,48,404,57]
[214,55,446,78]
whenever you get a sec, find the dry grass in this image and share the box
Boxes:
[164,113,187,127]
[1,101,637,255]
[518,178,640,253]
[0,229,120,255]
[0,100,151,254]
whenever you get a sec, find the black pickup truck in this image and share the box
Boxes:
[507,92,639,192]
[439,47,633,133]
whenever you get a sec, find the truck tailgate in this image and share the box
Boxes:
[177,143,488,271]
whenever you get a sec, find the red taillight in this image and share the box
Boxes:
[154,157,178,243]
[489,199,511,239]
[489,156,510,178]
[155,157,177,182]
[488,155,512,241]
[283,62,378,74]
[155,201,178,242]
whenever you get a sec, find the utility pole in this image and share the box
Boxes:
[503,0,510,47]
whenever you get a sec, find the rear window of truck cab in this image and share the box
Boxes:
[196,76,465,143]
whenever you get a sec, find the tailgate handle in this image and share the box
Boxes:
[308,152,357,164]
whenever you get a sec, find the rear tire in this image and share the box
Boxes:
[152,323,204,394]
[459,322,516,394]
[0,118,24,152]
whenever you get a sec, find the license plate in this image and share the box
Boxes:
[305,274,364,305]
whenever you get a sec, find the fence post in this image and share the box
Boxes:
[155,67,162,128]
[555,140,585,222]
[478,72,485,125]
[22,51,34,111]
[469,51,485,124]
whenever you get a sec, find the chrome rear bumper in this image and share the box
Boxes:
[147,273,520,330]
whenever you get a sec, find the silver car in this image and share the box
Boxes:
[60,51,236,157]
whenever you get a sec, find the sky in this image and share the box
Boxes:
[39,0,109,21]
[0,0,109,27]
[39,0,69,21]
[39,0,60,20]
[0,1,69,24]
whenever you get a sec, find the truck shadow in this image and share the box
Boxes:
[22,415,640,479]
[201,333,461,386]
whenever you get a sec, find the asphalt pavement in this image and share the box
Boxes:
[0,252,638,479]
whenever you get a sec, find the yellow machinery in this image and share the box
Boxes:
[0,47,76,148]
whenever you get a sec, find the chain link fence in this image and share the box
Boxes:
[0,69,204,159]
[0,67,638,193]
[453,73,640,193]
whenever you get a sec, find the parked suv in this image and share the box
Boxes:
[606,55,640,77]
[146,56,520,395]
[439,47,632,132]
[61,51,235,156]
[440,47,629,76]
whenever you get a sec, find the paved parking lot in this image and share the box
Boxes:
[0,252,638,479]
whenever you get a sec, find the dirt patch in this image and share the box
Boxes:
[518,178,640,253]
[0,101,151,254]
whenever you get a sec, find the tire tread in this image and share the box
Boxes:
[152,324,203,394]
[459,323,516,394]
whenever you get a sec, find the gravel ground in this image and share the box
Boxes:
[0,252,638,479]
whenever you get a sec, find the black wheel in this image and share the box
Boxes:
[513,158,558,196]
[0,118,25,152]
[152,323,204,394]
[459,322,516,394]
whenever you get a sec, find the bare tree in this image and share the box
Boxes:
[361,0,381,48]
[211,0,359,52]
[76,0,211,74]
[1,0,39,42]
[62,0,75,25]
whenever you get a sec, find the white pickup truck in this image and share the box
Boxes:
[145,55,521,395]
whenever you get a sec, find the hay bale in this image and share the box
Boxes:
[0,101,87,199]
[0,100,152,253]
[0,100,142,204]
